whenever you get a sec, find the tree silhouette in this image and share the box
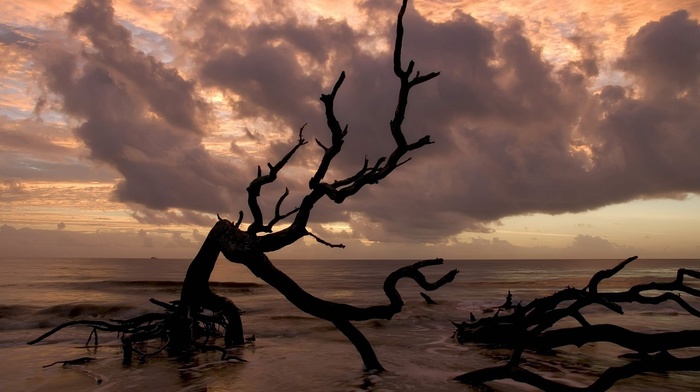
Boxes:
[29,0,457,372]
[180,0,455,371]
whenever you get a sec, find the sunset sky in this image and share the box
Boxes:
[1,0,699,260]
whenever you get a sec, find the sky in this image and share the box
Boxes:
[1,0,699,260]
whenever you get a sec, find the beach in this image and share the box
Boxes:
[1,258,699,391]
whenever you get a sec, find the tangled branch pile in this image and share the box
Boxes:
[28,258,456,368]
[454,256,700,391]
[27,297,246,364]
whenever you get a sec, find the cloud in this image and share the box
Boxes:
[130,207,216,226]
[272,230,639,260]
[0,24,38,48]
[0,118,122,182]
[0,178,26,202]
[8,0,700,248]
[0,224,200,258]
[616,10,700,97]
[565,235,635,259]
[300,5,700,242]
[33,0,254,215]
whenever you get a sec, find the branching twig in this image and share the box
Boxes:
[307,231,345,248]
[246,123,307,234]
[255,0,439,253]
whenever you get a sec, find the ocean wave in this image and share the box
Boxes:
[0,302,149,332]
[0,304,35,318]
[1,280,264,290]
[34,303,136,318]
[269,315,318,321]
[78,280,265,289]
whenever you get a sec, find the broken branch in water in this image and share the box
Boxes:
[454,257,700,391]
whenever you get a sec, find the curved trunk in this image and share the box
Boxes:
[180,229,244,346]
[216,231,457,371]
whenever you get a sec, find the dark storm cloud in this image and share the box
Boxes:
[35,0,252,216]
[192,2,362,139]
[374,7,700,236]
[175,1,700,244]
[579,10,700,197]
[66,0,207,132]
[617,10,700,96]
[29,0,700,243]
[313,7,595,238]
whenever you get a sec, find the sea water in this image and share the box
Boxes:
[0,257,699,391]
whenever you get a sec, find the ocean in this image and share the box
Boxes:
[0,257,699,391]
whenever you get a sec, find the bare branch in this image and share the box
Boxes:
[396,157,412,168]
[274,187,291,220]
[234,211,243,228]
[307,231,345,248]
[310,72,347,189]
[315,138,329,152]
[256,0,438,252]
[265,188,300,231]
[394,0,408,77]
[409,71,440,87]
[585,255,638,293]
[246,124,308,234]
[332,157,370,188]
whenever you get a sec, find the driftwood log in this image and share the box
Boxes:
[27,296,240,364]
[29,0,457,372]
[28,256,456,369]
[454,256,700,391]
[166,0,450,371]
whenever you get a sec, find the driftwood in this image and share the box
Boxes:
[420,292,438,305]
[184,218,457,370]
[28,257,456,368]
[29,0,455,372]
[27,296,240,364]
[454,256,700,391]
[169,0,449,372]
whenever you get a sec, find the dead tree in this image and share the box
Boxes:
[30,0,457,371]
[182,0,452,371]
[453,256,700,391]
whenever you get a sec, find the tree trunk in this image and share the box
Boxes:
[179,229,244,347]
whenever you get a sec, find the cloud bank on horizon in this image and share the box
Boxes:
[1,0,699,257]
